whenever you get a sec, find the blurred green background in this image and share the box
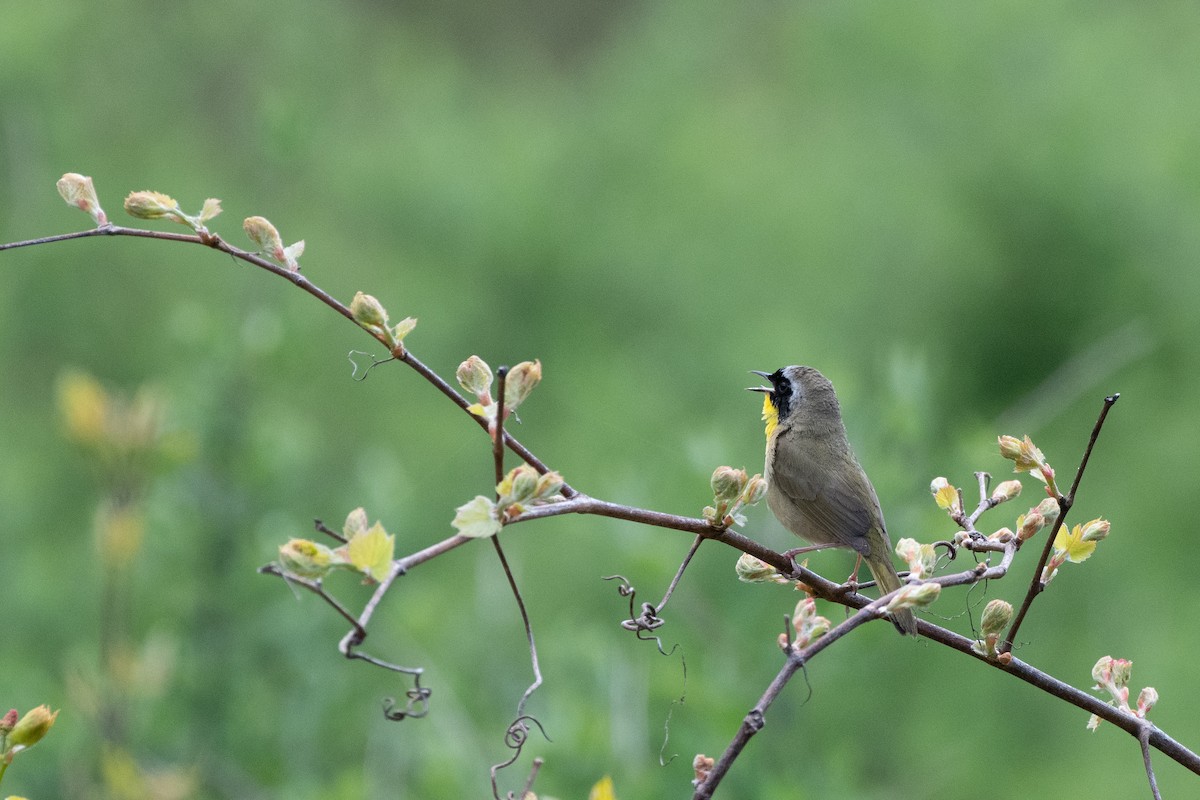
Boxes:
[3,0,1199,797]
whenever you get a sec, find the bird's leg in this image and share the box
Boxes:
[781,543,840,560]
[844,553,864,593]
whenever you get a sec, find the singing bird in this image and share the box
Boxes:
[749,366,917,635]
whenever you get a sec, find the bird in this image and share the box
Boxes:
[749,365,917,636]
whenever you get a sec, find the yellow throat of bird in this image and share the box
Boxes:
[761,393,778,440]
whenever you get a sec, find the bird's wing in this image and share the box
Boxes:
[769,428,881,556]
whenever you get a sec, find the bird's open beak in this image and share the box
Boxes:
[747,370,773,393]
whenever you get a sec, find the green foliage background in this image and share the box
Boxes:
[3,0,1199,797]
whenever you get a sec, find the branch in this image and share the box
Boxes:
[693,603,880,797]
[1001,393,1119,653]
[3,224,574,494]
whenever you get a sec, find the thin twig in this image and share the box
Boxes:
[655,534,705,615]
[4,224,577,495]
[487,367,546,798]
[1140,725,1163,800]
[1000,394,1119,654]
[257,564,364,631]
[493,366,510,485]
[694,602,882,798]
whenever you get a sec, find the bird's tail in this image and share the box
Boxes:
[866,553,918,636]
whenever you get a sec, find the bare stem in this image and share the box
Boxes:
[1000,393,1119,654]
[1140,725,1163,800]
[694,604,881,798]
[656,535,704,615]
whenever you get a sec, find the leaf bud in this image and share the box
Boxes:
[710,466,747,503]
[124,190,181,221]
[278,538,338,579]
[1035,497,1061,524]
[894,538,938,579]
[735,553,781,583]
[1137,687,1159,718]
[456,355,494,400]
[1080,518,1111,542]
[243,215,289,263]
[740,474,768,505]
[885,582,940,612]
[56,172,107,225]
[991,479,1023,503]
[343,507,370,538]
[506,465,539,505]
[989,527,1014,542]
[503,359,542,410]
[8,705,59,748]
[997,435,1024,463]
[980,599,1013,636]
[534,470,564,499]
[350,291,390,332]
[0,708,17,734]
[1017,510,1045,541]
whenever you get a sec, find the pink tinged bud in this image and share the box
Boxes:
[456,355,494,400]
[503,359,542,411]
[989,527,1014,542]
[741,474,768,505]
[56,172,107,225]
[693,754,715,786]
[0,708,18,733]
[242,215,300,268]
[1017,510,1045,541]
[894,538,936,579]
[991,480,1023,503]
[9,705,59,748]
[1080,518,1111,542]
[1137,687,1159,717]
[1091,655,1113,685]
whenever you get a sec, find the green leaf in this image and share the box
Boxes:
[347,522,394,581]
[1054,523,1097,563]
[453,495,502,538]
